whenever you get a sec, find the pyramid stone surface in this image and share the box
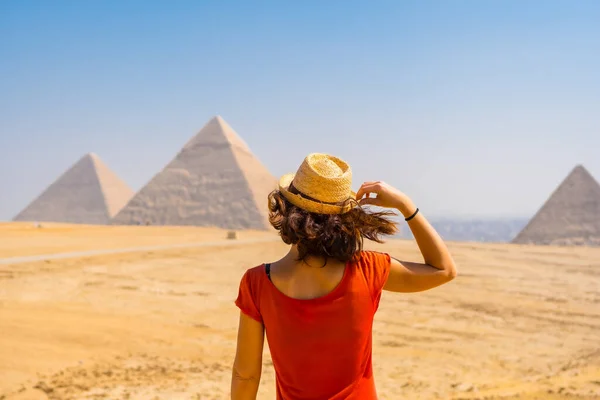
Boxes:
[512,165,600,246]
[112,116,277,229]
[13,153,134,224]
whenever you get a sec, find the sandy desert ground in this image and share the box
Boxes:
[1,222,599,400]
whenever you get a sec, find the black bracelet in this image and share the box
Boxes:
[405,208,419,222]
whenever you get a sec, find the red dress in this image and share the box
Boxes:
[235,251,391,400]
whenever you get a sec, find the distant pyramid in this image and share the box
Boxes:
[112,116,277,229]
[512,165,600,246]
[14,153,134,224]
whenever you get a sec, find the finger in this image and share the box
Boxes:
[356,188,366,200]
[356,182,380,199]
[356,188,374,200]
[359,197,381,206]
[356,187,364,200]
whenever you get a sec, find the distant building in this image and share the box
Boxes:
[112,116,276,230]
[512,165,600,246]
[13,153,133,224]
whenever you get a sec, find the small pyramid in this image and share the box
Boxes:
[512,165,600,246]
[13,153,134,224]
[112,116,277,229]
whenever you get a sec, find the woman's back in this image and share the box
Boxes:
[267,251,347,300]
[231,153,457,399]
[236,251,391,400]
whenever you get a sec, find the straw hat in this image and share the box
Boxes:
[279,153,356,214]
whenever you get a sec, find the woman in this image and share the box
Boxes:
[231,153,457,399]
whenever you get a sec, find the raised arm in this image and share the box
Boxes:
[357,181,457,293]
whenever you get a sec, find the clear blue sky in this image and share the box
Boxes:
[1,0,599,221]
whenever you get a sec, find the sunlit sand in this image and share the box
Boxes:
[1,223,599,399]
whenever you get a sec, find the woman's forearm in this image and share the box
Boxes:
[231,372,260,400]
[396,199,456,275]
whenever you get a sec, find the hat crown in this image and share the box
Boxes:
[293,153,352,203]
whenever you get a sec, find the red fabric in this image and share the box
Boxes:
[235,251,391,400]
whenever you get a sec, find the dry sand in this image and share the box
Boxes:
[1,223,599,399]
[0,223,272,259]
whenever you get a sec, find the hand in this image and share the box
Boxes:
[356,181,416,217]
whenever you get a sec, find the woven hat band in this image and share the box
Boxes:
[288,183,351,207]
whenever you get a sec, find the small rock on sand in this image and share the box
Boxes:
[454,382,474,392]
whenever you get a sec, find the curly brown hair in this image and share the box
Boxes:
[268,190,398,263]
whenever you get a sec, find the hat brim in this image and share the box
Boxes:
[278,173,356,215]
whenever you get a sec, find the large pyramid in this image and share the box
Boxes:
[14,153,134,224]
[512,165,600,246]
[111,116,277,229]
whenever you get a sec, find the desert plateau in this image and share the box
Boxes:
[0,223,599,399]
